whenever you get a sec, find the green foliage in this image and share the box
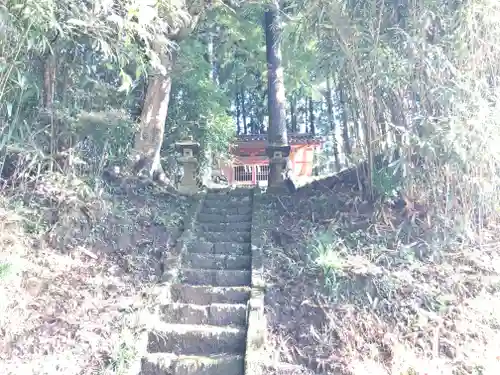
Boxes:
[166,37,236,157]
[2,1,500,374]
[75,110,137,168]
[2,0,500,244]
[101,327,139,375]
[0,263,11,280]
[308,230,344,291]
[371,162,402,201]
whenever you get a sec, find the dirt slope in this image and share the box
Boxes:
[0,175,193,375]
[262,173,500,375]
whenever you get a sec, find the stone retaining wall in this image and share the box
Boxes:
[128,193,206,375]
[161,193,206,285]
[245,188,267,375]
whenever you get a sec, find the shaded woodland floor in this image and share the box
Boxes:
[1,169,500,375]
[261,170,500,375]
[0,175,193,375]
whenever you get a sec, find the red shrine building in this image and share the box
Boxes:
[218,133,322,186]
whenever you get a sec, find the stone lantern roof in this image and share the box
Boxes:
[236,133,322,145]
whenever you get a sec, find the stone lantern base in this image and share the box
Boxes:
[265,144,291,193]
[175,138,201,196]
[177,157,199,196]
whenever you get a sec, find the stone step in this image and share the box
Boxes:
[203,196,251,204]
[183,253,251,270]
[141,353,244,375]
[147,323,246,355]
[187,242,251,255]
[159,302,247,326]
[198,222,252,232]
[181,268,251,287]
[171,285,251,305]
[257,363,317,375]
[203,198,251,209]
[207,188,252,197]
[197,213,251,224]
[196,231,251,243]
[200,206,252,216]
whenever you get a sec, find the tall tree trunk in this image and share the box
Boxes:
[236,92,242,135]
[132,43,176,180]
[308,96,315,135]
[42,53,56,110]
[241,88,247,134]
[352,93,363,150]
[259,115,265,134]
[61,62,71,109]
[260,89,268,134]
[42,51,57,168]
[130,7,200,180]
[203,29,218,186]
[387,90,406,160]
[300,96,307,132]
[290,94,297,132]
[265,0,288,185]
[255,73,265,134]
[207,29,218,84]
[339,82,352,158]
[286,100,290,131]
[326,75,340,170]
[360,87,374,197]
[374,89,388,154]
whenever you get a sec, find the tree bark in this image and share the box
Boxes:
[308,96,315,135]
[206,28,218,84]
[201,29,219,186]
[299,97,307,132]
[374,89,388,153]
[290,94,297,132]
[241,88,247,134]
[387,90,406,160]
[130,3,201,180]
[339,81,352,157]
[255,72,265,134]
[236,92,241,135]
[265,0,288,185]
[286,100,290,131]
[352,91,363,147]
[43,53,56,110]
[42,50,57,167]
[132,44,177,180]
[326,75,341,170]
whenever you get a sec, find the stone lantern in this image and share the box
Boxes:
[265,143,291,192]
[175,137,200,195]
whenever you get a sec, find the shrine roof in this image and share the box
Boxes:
[236,133,322,144]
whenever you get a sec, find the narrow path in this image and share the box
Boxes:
[142,188,253,375]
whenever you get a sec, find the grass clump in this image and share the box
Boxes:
[0,171,192,375]
[265,182,500,375]
[262,2,500,371]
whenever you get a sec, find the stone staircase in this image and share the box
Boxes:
[141,188,254,375]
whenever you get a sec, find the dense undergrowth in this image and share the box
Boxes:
[0,174,192,375]
[262,168,500,375]
[256,1,500,372]
[2,0,500,374]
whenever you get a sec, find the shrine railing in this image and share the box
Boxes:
[233,164,269,186]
